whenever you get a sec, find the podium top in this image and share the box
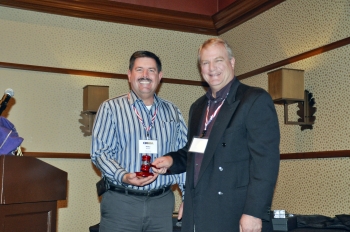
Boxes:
[0,155,68,204]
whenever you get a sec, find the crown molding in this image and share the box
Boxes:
[0,0,284,35]
[0,0,216,35]
[213,0,285,34]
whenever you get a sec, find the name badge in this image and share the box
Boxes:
[189,137,208,154]
[139,140,158,154]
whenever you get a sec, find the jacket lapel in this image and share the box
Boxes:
[189,97,207,138]
[197,79,242,184]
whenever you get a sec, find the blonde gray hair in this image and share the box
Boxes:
[197,38,234,64]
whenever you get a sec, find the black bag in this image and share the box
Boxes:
[89,223,100,232]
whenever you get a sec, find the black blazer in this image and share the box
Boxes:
[168,78,280,232]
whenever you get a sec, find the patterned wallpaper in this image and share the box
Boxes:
[0,0,349,231]
[274,157,350,216]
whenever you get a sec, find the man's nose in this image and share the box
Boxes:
[209,62,216,71]
[142,70,149,77]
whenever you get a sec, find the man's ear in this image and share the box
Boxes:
[158,71,163,81]
[127,69,131,82]
[230,57,236,69]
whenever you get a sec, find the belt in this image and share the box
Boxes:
[109,185,171,197]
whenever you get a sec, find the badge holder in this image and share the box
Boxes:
[136,154,154,177]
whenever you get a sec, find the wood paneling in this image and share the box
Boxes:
[109,0,221,15]
[0,0,216,35]
[0,0,284,35]
[280,150,350,160]
[23,152,90,159]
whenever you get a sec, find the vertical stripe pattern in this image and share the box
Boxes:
[91,91,187,195]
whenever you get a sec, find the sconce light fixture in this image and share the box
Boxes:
[268,68,316,130]
[80,85,109,135]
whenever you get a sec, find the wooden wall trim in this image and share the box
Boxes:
[23,152,90,159]
[213,0,285,35]
[22,150,350,159]
[280,150,350,160]
[0,61,208,87]
[0,0,285,35]
[0,0,215,35]
[1,37,348,86]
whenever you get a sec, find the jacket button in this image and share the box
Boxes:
[219,167,223,171]
[222,143,226,147]
[218,192,223,195]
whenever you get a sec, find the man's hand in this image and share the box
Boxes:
[122,173,158,186]
[177,202,184,220]
[151,156,173,174]
[239,214,262,232]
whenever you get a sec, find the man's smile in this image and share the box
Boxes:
[138,77,152,84]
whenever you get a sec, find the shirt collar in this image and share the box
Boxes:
[128,90,160,107]
[206,78,234,101]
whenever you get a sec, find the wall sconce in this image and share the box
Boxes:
[268,68,316,130]
[80,85,109,136]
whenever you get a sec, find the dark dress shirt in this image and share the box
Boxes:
[194,79,233,186]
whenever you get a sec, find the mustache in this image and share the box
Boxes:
[138,77,152,82]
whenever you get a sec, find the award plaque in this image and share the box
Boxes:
[136,154,154,177]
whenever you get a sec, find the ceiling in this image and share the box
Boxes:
[0,0,284,35]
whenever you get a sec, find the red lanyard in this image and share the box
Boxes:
[132,105,158,139]
[201,99,225,137]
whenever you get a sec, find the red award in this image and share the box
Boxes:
[136,154,154,177]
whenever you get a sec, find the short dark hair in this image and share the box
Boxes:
[129,51,162,72]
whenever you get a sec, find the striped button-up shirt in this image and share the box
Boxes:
[91,90,187,195]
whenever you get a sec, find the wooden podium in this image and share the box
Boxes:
[0,155,67,232]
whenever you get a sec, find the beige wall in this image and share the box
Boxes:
[0,0,349,231]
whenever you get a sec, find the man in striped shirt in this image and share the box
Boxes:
[91,51,187,232]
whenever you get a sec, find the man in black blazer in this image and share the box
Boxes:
[153,38,280,232]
